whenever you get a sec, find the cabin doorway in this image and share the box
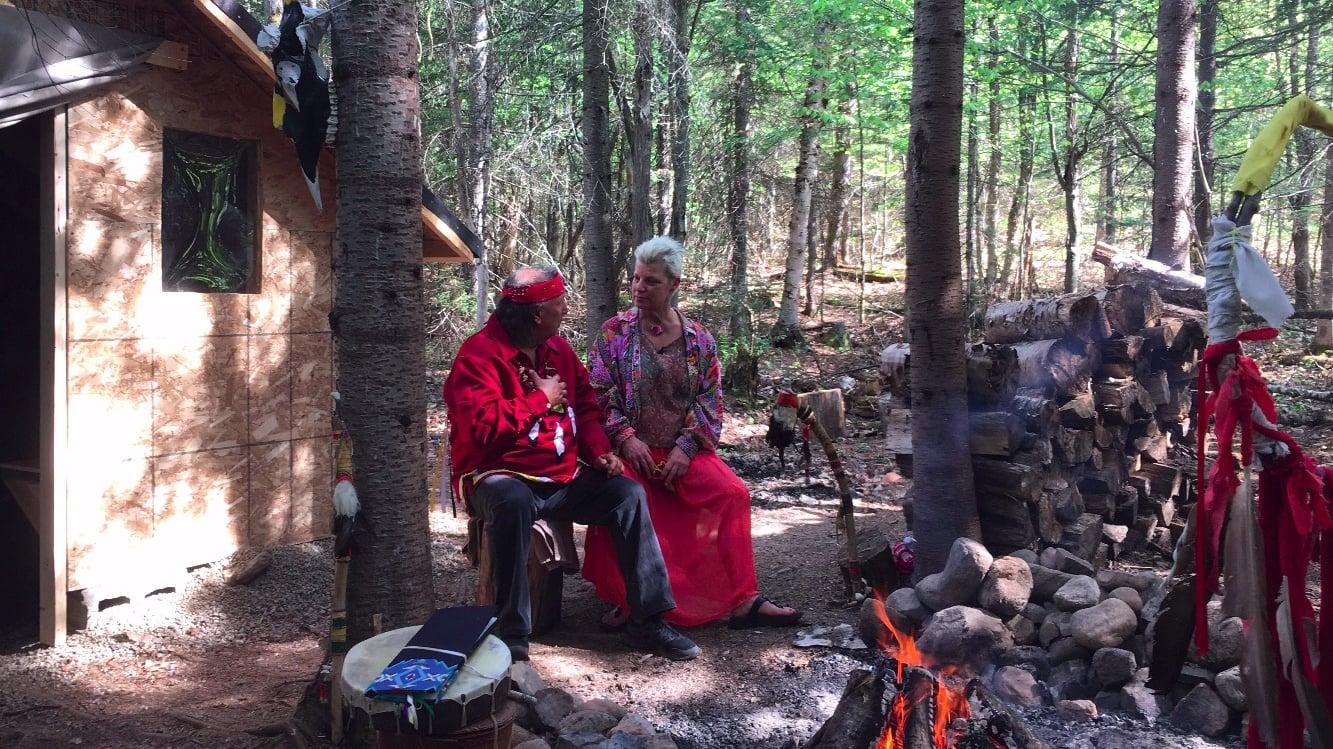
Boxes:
[0,114,43,642]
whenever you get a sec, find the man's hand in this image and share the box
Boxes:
[594,452,624,477]
[660,446,690,491]
[524,368,567,408]
[618,435,655,477]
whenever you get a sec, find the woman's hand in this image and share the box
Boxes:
[660,446,691,490]
[619,436,655,477]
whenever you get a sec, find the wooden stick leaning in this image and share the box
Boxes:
[797,402,861,599]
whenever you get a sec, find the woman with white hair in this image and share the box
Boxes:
[583,236,802,630]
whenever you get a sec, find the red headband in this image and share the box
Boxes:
[501,273,566,304]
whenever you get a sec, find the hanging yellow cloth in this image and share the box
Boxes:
[1232,94,1333,196]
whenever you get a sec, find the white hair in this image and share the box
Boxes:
[633,236,685,280]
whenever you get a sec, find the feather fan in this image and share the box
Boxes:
[1276,583,1333,747]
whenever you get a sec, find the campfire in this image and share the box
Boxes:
[807,595,1052,749]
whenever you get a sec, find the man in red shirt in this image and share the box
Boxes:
[444,266,699,661]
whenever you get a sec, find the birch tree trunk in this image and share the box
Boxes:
[964,31,979,299]
[982,18,1001,288]
[1057,13,1082,294]
[583,0,617,344]
[1289,0,1318,310]
[467,0,494,327]
[1147,0,1197,270]
[727,0,754,340]
[773,72,825,344]
[629,0,654,246]
[905,0,979,575]
[1098,8,1119,245]
[330,0,434,652]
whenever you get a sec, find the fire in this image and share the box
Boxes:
[870,593,971,749]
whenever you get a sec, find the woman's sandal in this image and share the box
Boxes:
[599,606,630,632]
[727,596,803,629]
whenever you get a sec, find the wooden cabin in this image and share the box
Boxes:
[0,0,479,646]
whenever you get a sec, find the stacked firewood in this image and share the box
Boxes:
[880,283,1206,564]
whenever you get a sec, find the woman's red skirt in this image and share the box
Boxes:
[582,447,758,627]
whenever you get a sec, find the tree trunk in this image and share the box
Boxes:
[654,111,671,236]
[1059,13,1081,294]
[727,0,754,341]
[330,0,434,658]
[1289,0,1318,310]
[1098,7,1120,245]
[467,0,494,328]
[905,0,979,575]
[666,0,691,241]
[1319,78,1333,349]
[1147,0,1197,270]
[964,35,980,301]
[774,72,825,343]
[1001,26,1033,297]
[823,90,853,270]
[1193,0,1217,246]
[804,191,819,317]
[983,18,1001,289]
[582,0,616,344]
[628,0,654,246]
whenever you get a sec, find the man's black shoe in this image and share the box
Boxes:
[504,638,530,662]
[625,617,701,661]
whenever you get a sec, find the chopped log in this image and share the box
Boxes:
[1101,334,1145,363]
[1134,463,1182,498]
[1092,241,1206,309]
[1093,421,1123,449]
[1060,513,1105,562]
[1053,427,1095,463]
[1012,390,1059,435]
[1141,319,1182,352]
[972,457,1039,501]
[1087,448,1105,471]
[799,389,846,440]
[1059,392,1099,429]
[984,293,1105,344]
[1033,490,1064,544]
[1158,386,1193,423]
[1011,435,1054,468]
[1169,318,1206,358]
[1097,283,1163,333]
[1268,383,1333,403]
[1094,380,1144,424]
[1082,491,1113,518]
[880,343,1020,407]
[966,344,1020,407]
[1113,486,1139,526]
[838,520,902,596]
[977,491,1037,553]
[802,669,886,749]
[1141,370,1171,406]
[1013,338,1100,396]
[965,681,1054,749]
[1049,481,1086,524]
[227,551,273,586]
[885,410,1025,457]
[1135,434,1172,464]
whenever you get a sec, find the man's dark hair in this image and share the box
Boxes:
[495,265,559,345]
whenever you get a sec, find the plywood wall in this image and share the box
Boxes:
[56,0,337,594]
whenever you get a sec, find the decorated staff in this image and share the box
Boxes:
[1149,95,1333,749]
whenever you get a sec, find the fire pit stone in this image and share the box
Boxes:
[1095,569,1157,592]
[1046,660,1093,701]
[1038,611,1072,646]
[1168,683,1231,737]
[1052,575,1102,611]
[1021,602,1049,623]
[1105,586,1143,614]
[992,665,1045,706]
[1070,597,1137,649]
[997,645,1053,680]
[916,605,1013,667]
[885,587,930,627]
[1039,546,1096,576]
[978,555,1034,618]
[1055,698,1099,722]
[1090,647,1137,689]
[1047,636,1091,664]
[1005,614,1037,646]
[913,538,993,611]
[1028,563,1075,602]
[1213,666,1246,711]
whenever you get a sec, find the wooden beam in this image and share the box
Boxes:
[422,206,476,263]
[146,40,190,70]
[39,108,69,647]
[184,0,276,83]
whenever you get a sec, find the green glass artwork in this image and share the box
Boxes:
[162,129,257,293]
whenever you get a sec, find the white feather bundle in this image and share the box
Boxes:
[333,479,360,518]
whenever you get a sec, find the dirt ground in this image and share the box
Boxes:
[1,273,1328,749]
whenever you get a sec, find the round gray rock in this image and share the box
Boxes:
[992,666,1044,706]
[558,710,620,736]
[1169,683,1231,737]
[1056,699,1098,722]
[535,688,582,731]
[1071,598,1138,649]
[1106,587,1143,614]
[917,605,1013,667]
[914,538,993,611]
[887,587,930,626]
[1054,576,1102,611]
[978,556,1034,619]
[1214,666,1247,711]
[1091,648,1137,689]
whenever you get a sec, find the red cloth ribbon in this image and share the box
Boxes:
[500,273,566,303]
[776,391,800,409]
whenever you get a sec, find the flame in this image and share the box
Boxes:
[870,592,971,749]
